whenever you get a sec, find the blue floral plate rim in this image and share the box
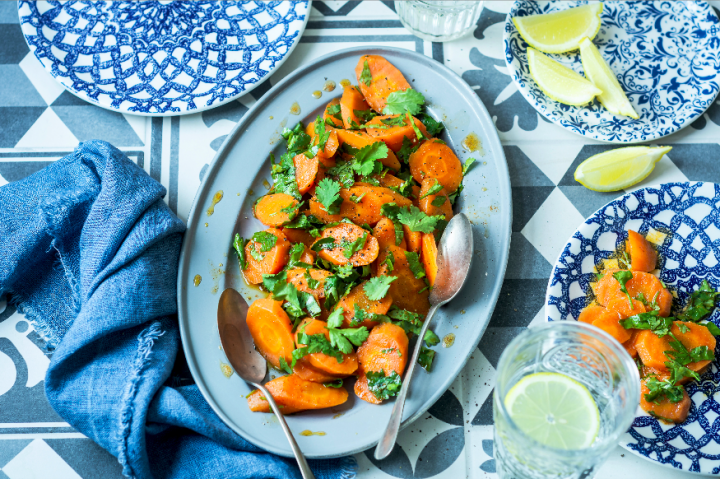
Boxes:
[17,1,311,116]
[544,181,720,474]
[503,1,720,144]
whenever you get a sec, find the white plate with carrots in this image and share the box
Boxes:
[177,46,511,458]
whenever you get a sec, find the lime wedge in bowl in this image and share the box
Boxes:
[579,38,639,119]
[528,48,602,106]
[504,372,600,450]
[574,146,672,192]
[513,4,603,54]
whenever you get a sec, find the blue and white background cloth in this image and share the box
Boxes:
[1,1,720,478]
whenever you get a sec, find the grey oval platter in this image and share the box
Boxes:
[177,45,512,459]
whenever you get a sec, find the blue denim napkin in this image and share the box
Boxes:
[0,141,357,479]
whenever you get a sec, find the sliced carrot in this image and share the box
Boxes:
[577,304,607,324]
[247,374,348,413]
[340,85,371,129]
[373,217,407,249]
[299,246,315,264]
[286,268,332,302]
[243,228,292,284]
[314,222,379,267]
[254,193,299,227]
[335,281,393,328]
[355,54,411,113]
[636,321,716,372]
[354,364,382,405]
[421,233,438,287]
[246,298,295,369]
[335,129,401,171]
[365,115,428,152]
[403,225,422,254]
[595,269,672,317]
[591,298,645,344]
[626,230,657,273]
[639,377,691,424]
[323,97,344,128]
[356,322,409,375]
[377,245,430,315]
[293,358,343,383]
[282,227,314,248]
[623,330,638,358]
[418,177,453,221]
[306,121,339,159]
[309,185,412,226]
[295,318,359,376]
[293,153,319,195]
[376,173,420,200]
[409,140,463,193]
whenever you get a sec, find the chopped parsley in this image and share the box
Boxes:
[397,137,419,164]
[418,347,435,372]
[613,270,635,310]
[381,115,407,127]
[360,60,372,86]
[404,251,426,279]
[366,370,402,400]
[248,231,277,260]
[326,103,342,121]
[232,233,248,270]
[342,232,368,259]
[380,250,395,272]
[354,109,376,122]
[419,179,443,199]
[431,195,447,207]
[417,112,444,137]
[424,329,440,346]
[677,280,719,322]
[462,157,477,176]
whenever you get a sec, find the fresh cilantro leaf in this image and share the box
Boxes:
[381,115,408,127]
[386,307,424,336]
[285,243,307,269]
[263,271,320,320]
[360,60,372,86]
[380,250,395,272]
[397,205,444,233]
[352,142,388,176]
[613,271,635,310]
[644,375,685,404]
[462,157,477,176]
[404,251,426,279]
[418,347,435,372]
[408,112,425,141]
[620,250,632,270]
[326,160,355,189]
[448,184,463,204]
[328,327,369,353]
[304,269,320,290]
[311,237,336,252]
[381,348,401,357]
[270,152,302,199]
[315,178,343,215]
[294,332,343,363]
[354,109,376,122]
[677,323,690,333]
[323,275,343,310]
[704,321,720,336]
[417,113,444,137]
[336,327,369,346]
[619,311,673,337]
[690,345,714,362]
[327,307,345,329]
[251,231,278,252]
[327,103,342,121]
[382,89,425,115]
[420,179,443,199]
[431,195,447,207]
[323,379,344,388]
[364,276,397,301]
[349,192,367,203]
[283,213,324,237]
[262,270,287,294]
[380,203,405,244]
[424,329,440,346]
[635,292,648,306]
[366,370,402,400]
[342,232,368,259]
[313,116,331,152]
[397,136,419,164]
[278,357,293,374]
[388,175,416,198]
[677,280,719,322]
[232,234,248,270]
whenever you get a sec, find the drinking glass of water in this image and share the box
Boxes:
[395,1,484,43]
[493,321,640,479]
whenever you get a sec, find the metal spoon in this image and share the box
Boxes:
[374,213,474,460]
[217,288,316,479]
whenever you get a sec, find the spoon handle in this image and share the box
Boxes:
[374,302,440,460]
[253,382,316,479]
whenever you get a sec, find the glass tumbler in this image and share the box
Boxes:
[493,321,640,479]
[395,1,484,43]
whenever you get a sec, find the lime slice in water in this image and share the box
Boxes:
[504,372,600,450]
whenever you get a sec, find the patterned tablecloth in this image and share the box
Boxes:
[1,1,719,478]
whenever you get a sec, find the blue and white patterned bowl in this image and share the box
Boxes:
[545,182,720,474]
[504,1,720,143]
[17,1,310,116]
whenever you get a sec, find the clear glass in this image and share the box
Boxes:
[395,1,484,43]
[493,322,640,479]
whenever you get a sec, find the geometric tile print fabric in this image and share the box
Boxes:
[1,2,719,478]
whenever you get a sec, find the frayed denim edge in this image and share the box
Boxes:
[11,293,60,350]
[338,456,359,479]
[118,321,165,479]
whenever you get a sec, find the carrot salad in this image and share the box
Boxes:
[580,230,719,423]
[232,55,476,414]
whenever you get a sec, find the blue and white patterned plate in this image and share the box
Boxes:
[17,1,310,116]
[504,1,720,143]
[545,182,720,474]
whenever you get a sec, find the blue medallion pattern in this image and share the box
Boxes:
[546,182,720,473]
[17,1,309,115]
[505,1,720,143]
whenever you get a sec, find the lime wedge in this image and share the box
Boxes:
[513,4,603,54]
[579,38,639,119]
[574,146,672,192]
[528,48,602,106]
[504,372,600,450]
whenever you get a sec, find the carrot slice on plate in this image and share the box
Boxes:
[355,54,411,113]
